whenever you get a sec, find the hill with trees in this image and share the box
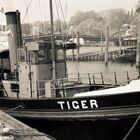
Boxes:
[21,0,140,37]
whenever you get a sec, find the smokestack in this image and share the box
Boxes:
[5,10,22,73]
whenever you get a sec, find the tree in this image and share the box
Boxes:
[109,9,129,35]
[22,23,31,35]
[70,10,85,26]
[69,10,103,35]
[136,0,140,13]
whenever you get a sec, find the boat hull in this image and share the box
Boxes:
[20,116,140,140]
[0,91,140,121]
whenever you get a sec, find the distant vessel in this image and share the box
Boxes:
[0,1,140,139]
[112,50,136,63]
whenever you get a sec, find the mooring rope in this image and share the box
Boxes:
[122,113,140,140]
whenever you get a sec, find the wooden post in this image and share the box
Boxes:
[72,49,75,61]
[136,22,140,71]
[49,0,57,96]
[50,0,56,80]
[72,33,75,61]
[101,31,103,61]
[105,24,109,65]
[28,51,33,98]
[76,31,80,61]
[119,30,122,55]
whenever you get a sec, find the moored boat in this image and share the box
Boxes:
[0,1,140,139]
[0,9,139,122]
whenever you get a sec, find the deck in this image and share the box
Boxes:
[0,110,55,140]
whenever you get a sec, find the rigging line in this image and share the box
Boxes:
[54,0,61,34]
[38,0,45,34]
[22,0,33,24]
[4,104,25,113]
[58,0,68,34]
[65,0,67,21]
[73,61,81,80]
[122,113,140,140]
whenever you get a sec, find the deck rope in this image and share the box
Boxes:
[4,104,25,113]
[122,113,140,140]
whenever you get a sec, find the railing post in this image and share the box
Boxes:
[88,73,91,85]
[114,72,117,85]
[101,73,104,85]
[61,78,65,97]
[36,81,39,98]
[126,71,130,84]
[93,74,96,84]
[78,73,81,83]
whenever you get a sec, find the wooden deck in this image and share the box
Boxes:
[0,110,55,140]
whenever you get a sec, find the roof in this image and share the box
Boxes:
[74,79,140,97]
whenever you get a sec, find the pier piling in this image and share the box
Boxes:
[136,23,140,68]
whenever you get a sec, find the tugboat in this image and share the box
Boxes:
[0,1,140,139]
[0,4,140,121]
[0,2,140,139]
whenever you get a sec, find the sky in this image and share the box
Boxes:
[0,0,138,24]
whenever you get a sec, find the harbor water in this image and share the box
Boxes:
[66,46,138,83]
[67,61,139,85]
[67,61,137,75]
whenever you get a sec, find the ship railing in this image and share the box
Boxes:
[66,70,139,86]
[49,70,138,90]
[0,70,138,98]
[49,70,139,97]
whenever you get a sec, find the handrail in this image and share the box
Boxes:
[0,71,139,94]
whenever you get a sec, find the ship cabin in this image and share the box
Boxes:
[0,11,104,99]
[1,41,94,99]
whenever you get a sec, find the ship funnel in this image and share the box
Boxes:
[5,10,22,73]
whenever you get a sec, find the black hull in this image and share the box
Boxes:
[3,106,140,121]
[19,117,140,140]
[0,90,140,140]
[0,91,140,121]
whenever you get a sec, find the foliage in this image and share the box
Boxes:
[109,9,129,32]
[68,9,130,36]
[21,0,140,37]
[22,23,31,35]
[21,20,67,36]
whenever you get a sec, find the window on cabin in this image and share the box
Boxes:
[11,83,19,92]
[38,49,45,63]
[26,51,36,63]
[46,49,52,62]
[57,49,64,60]
[18,50,25,62]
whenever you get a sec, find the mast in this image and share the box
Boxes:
[49,0,56,80]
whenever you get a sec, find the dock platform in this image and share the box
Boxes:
[0,110,55,140]
[66,46,136,61]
